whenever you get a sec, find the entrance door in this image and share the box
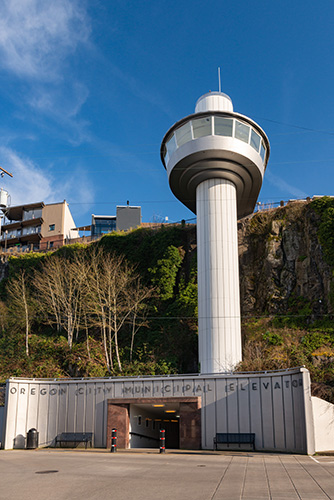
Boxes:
[129,402,180,449]
[106,397,201,450]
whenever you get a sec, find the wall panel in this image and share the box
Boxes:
[3,368,313,453]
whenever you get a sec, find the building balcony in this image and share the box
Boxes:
[1,217,43,234]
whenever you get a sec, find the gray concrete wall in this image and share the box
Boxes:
[312,396,334,452]
[0,406,4,448]
[3,367,314,453]
[116,206,141,231]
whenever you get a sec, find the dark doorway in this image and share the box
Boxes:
[129,402,180,449]
[107,397,201,450]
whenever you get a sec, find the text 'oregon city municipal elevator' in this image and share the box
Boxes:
[161,91,270,374]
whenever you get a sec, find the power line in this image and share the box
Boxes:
[9,118,334,164]
[67,196,315,206]
[109,313,334,321]
[255,115,334,137]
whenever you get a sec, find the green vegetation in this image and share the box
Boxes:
[1,211,334,405]
[311,196,334,265]
[0,226,198,382]
[271,294,313,329]
[239,318,334,403]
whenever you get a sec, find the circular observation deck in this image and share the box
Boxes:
[161,111,270,219]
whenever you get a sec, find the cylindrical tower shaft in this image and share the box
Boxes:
[197,178,241,373]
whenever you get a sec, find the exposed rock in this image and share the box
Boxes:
[238,200,332,317]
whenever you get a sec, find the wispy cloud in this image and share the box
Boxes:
[0,0,90,81]
[107,63,174,119]
[28,82,91,145]
[55,168,95,218]
[29,85,88,117]
[0,147,94,218]
[266,171,307,199]
[0,0,92,144]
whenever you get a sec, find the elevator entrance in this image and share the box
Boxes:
[107,397,201,450]
[129,402,180,448]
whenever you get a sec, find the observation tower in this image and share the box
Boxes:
[161,90,270,374]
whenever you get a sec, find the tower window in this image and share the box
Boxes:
[235,121,250,144]
[192,117,212,138]
[250,130,261,152]
[175,121,192,147]
[214,117,233,137]
[49,224,55,231]
[166,134,177,158]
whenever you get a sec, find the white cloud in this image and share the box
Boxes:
[28,82,91,145]
[0,147,53,205]
[0,1,92,145]
[107,63,174,119]
[0,3,94,220]
[0,0,90,81]
[266,171,307,199]
[54,168,95,218]
[30,82,89,118]
[0,147,94,219]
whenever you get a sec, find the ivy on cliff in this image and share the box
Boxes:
[311,196,334,266]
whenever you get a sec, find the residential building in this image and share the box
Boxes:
[91,215,116,238]
[116,205,141,231]
[0,200,78,251]
[89,206,142,238]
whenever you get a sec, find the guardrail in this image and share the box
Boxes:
[129,432,160,442]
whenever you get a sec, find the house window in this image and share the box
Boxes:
[49,224,55,231]
[137,416,142,426]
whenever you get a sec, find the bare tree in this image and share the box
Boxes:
[88,252,129,372]
[88,250,152,372]
[33,247,152,372]
[88,250,113,372]
[7,270,33,356]
[128,279,152,362]
[34,253,89,350]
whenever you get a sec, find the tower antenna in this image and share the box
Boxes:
[218,67,221,93]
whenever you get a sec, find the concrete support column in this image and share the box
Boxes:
[196,178,242,373]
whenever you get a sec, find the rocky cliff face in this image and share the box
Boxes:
[0,200,330,322]
[238,200,332,318]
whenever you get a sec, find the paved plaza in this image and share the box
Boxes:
[0,449,334,500]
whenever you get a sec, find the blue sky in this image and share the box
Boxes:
[0,0,333,227]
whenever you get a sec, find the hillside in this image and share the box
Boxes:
[0,197,334,403]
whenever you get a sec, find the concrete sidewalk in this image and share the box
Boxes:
[0,449,333,499]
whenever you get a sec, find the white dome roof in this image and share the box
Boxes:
[195,92,233,113]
